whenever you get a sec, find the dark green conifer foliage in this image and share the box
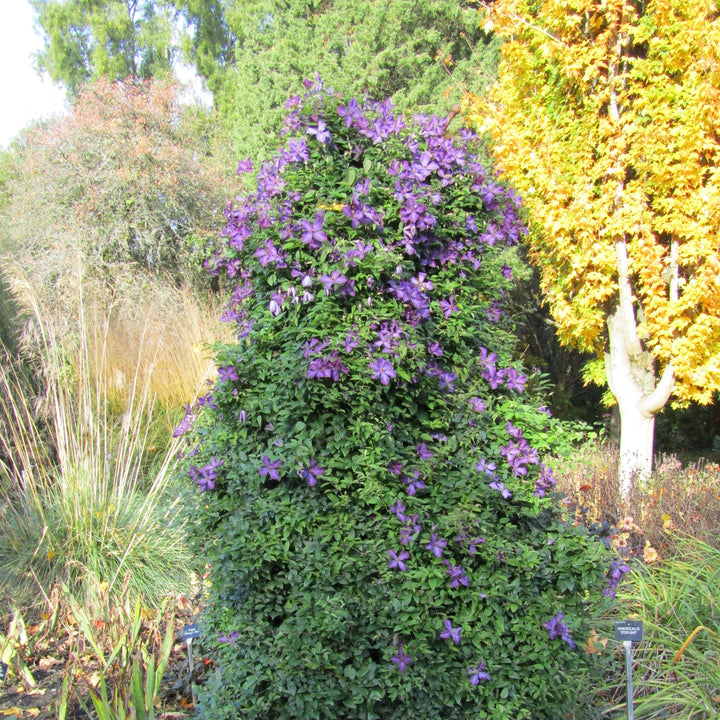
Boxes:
[177,0,501,160]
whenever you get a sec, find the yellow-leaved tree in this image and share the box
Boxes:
[465,0,720,499]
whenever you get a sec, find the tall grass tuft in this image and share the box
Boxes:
[603,536,720,719]
[0,269,194,612]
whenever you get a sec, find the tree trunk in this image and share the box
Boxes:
[605,308,674,500]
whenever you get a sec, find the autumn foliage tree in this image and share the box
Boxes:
[465,0,720,498]
[1,76,228,294]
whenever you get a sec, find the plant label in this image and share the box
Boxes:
[183,623,201,640]
[615,620,643,642]
[0,661,7,681]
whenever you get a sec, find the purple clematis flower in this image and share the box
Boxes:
[217,365,239,383]
[391,643,412,673]
[544,612,576,649]
[217,631,240,646]
[403,470,426,496]
[388,549,409,571]
[415,442,434,461]
[440,620,462,645]
[439,295,459,318]
[425,533,447,558]
[467,662,490,685]
[369,357,396,385]
[306,120,331,144]
[469,396,486,413]
[299,458,324,487]
[259,455,282,481]
[300,212,327,249]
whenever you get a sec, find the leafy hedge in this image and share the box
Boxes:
[181,77,615,720]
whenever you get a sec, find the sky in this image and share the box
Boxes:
[0,0,68,150]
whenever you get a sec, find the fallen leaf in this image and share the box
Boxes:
[583,629,608,655]
[37,657,62,670]
[0,708,23,717]
[643,542,659,564]
[179,697,194,709]
[26,710,40,717]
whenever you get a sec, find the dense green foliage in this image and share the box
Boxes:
[181,80,616,720]
[177,0,500,160]
[30,0,178,97]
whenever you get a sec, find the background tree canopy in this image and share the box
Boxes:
[30,0,179,97]
[152,0,500,160]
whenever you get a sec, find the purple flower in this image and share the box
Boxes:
[337,97,361,127]
[475,458,496,476]
[236,158,253,174]
[403,470,426,496]
[259,455,282,481]
[467,536,485,554]
[605,561,632,598]
[300,212,327,249]
[427,341,443,357]
[306,120,331,144]
[544,612,575,649]
[217,631,240,646]
[254,239,283,267]
[388,460,404,476]
[504,367,528,392]
[238,409,247,422]
[299,458,324,487]
[391,643,412,673]
[344,329,360,353]
[467,662,490,685]
[440,619,462,645]
[172,403,195,437]
[478,347,497,370]
[415,442,434,461]
[192,457,224,492]
[534,463,557,498]
[439,295,459,318]
[319,270,348,295]
[501,263,513,279]
[268,292,284,316]
[487,301,502,323]
[390,499,406,520]
[217,365,239,383]
[445,562,470,588]
[469,396,486,413]
[369,357,396,385]
[489,480,512,500]
[388,549,409,571]
[425,533,447,558]
[285,137,309,162]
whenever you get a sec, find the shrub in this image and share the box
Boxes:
[552,440,720,559]
[0,77,228,294]
[182,78,616,720]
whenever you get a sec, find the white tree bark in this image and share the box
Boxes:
[605,240,675,500]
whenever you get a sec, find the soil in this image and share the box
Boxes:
[0,598,210,720]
